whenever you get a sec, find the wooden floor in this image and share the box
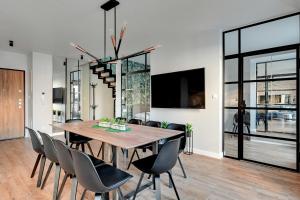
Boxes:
[1,137,300,200]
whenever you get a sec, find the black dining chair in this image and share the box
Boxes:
[128,118,142,125]
[65,119,95,156]
[127,120,161,170]
[145,120,161,128]
[38,131,61,200]
[53,139,105,200]
[166,123,187,178]
[26,127,46,187]
[70,148,133,200]
[132,138,182,200]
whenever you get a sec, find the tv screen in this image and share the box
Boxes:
[151,68,205,109]
[53,88,64,104]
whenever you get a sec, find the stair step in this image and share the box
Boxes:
[100,72,110,77]
[109,82,116,87]
[104,77,115,83]
[95,67,105,72]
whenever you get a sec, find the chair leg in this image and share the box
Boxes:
[127,149,137,170]
[87,142,95,156]
[152,174,156,190]
[133,172,145,200]
[75,144,80,150]
[80,189,87,200]
[117,188,125,200]
[37,155,46,187]
[57,173,68,199]
[136,150,140,159]
[97,143,103,158]
[167,171,180,200]
[94,193,109,200]
[178,156,187,178]
[31,154,42,178]
[70,143,74,148]
[71,176,78,200]
[41,162,54,189]
[53,164,61,200]
[52,164,61,200]
[81,143,85,152]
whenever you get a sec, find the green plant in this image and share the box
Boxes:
[161,121,169,129]
[186,123,193,134]
[110,118,117,124]
[119,119,126,125]
[100,117,110,122]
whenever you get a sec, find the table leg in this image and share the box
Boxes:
[112,145,118,200]
[152,142,162,199]
[152,141,158,154]
[154,175,161,200]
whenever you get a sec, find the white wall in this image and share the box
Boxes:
[32,52,53,135]
[53,56,66,122]
[150,30,223,158]
[0,50,31,137]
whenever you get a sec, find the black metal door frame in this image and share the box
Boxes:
[222,12,300,172]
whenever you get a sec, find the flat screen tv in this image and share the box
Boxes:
[151,68,205,109]
[53,88,64,104]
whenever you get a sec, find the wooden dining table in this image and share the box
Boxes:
[52,120,184,200]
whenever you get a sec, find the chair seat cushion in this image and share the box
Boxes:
[88,155,105,167]
[132,154,158,174]
[96,164,133,189]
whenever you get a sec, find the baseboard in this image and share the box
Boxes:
[193,148,223,159]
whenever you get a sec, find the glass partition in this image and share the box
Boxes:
[241,15,300,53]
[121,54,150,122]
[223,13,299,171]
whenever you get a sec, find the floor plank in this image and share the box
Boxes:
[0,137,300,200]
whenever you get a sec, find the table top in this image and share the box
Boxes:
[52,120,183,149]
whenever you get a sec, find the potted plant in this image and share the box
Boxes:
[110,118,120,130]
[99,117,111,127]
[117,119,128,131]
[161,121,169,129]
[186,123,193,137]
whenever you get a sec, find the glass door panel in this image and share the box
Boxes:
[243,136,297,169]
[241,49,298,170]
[243,80,297,109]
[242,109,296,140]
[224,133,238,158]
[224,84,238,107]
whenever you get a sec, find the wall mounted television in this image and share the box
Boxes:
[53,87,64,104]
[151,68,205,109]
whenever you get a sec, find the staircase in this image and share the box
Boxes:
[90,60,116,98]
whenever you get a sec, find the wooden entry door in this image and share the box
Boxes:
[0,69,25,140]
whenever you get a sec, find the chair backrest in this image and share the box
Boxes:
[53,139,75,175]
[128,119,142,125]
[145,121,161,128]
[151,138,181,174]
[65,119,83,141]
[38,131,59,163]
[26,127,44,155]
[167,123,186,152]
[70,148,108,193]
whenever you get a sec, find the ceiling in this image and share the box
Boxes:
[0,0,299,59]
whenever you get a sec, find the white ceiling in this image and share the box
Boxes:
[0,0,299,59]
